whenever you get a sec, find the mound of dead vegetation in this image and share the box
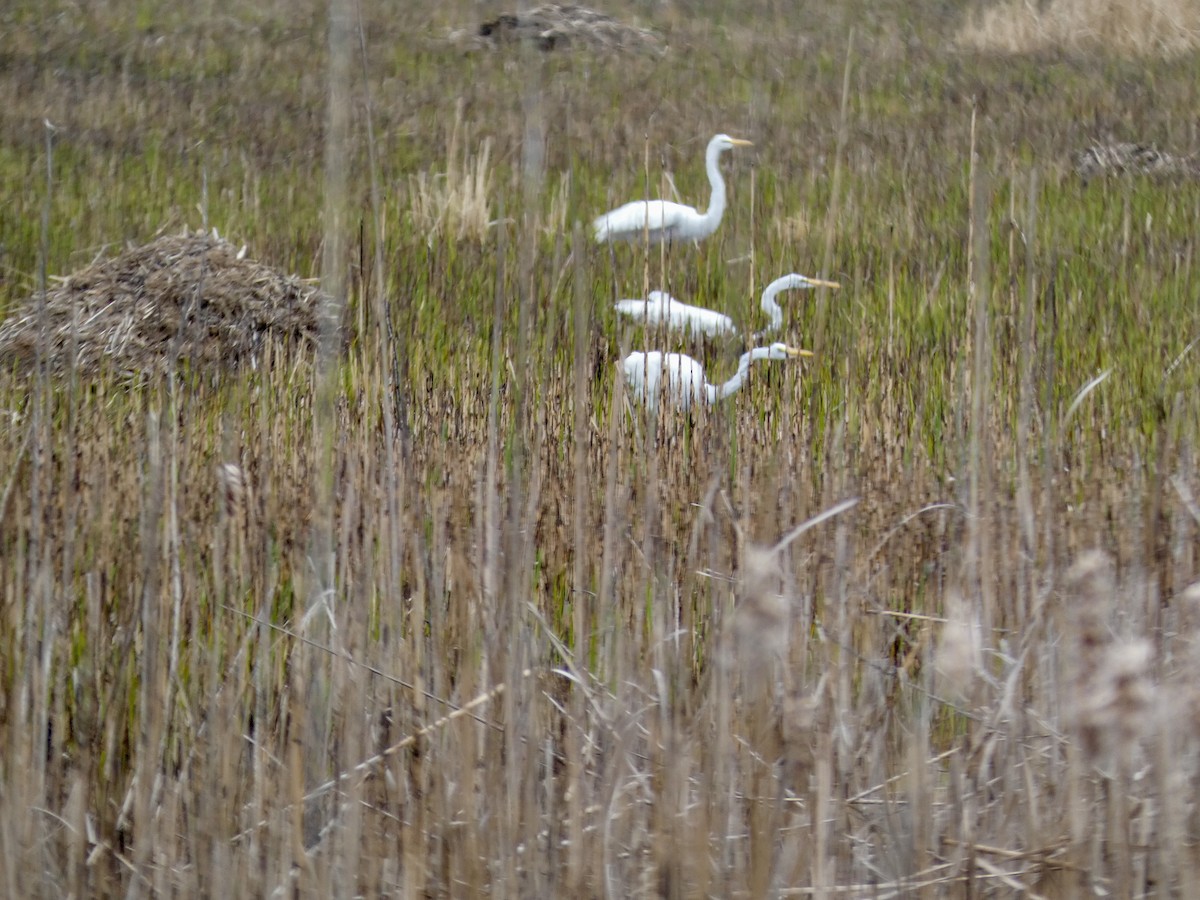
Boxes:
[0,230,329,377]
[451,3,663,54]
[1073,142,1200,182]
[956,0,1200,58]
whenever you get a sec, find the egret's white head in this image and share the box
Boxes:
[711,133,754,152]
[767,343,812,360]
[794,275,840,290]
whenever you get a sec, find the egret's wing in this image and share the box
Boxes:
[617,291,675,324]
[615,299,647,313]
[694,310,737,337]
[624,291,736,337]
[594,200,694,242]
[665,297,735,337]
[663,354,706,408]
[666,304,724,336]
[620,352,647,402]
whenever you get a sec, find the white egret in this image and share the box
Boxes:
[621,342,811,411]
[614,273,840,338]
[594,133,753,244]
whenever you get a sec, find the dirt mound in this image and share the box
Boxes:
[1074,142,1200,182]
[0,230,330,377]
[452,4,663,54]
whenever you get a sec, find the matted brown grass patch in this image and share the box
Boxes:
[0,229,327,376]
[956,0,1200,58]
[1073,140,1200,180]
[449,3,664,54]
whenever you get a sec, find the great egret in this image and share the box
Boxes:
[614,273,841,338]
[594,133,753,244]
[621,342,811,411]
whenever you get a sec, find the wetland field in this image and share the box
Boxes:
[3,0,1200,895]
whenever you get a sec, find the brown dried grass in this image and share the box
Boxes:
[956,0,1200,58]
[0,229,327,377]
[406,103,495,245]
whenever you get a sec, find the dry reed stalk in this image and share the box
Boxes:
[934,592,982,704]
[812,30,853,356]
[1058,551,1158,895]
[567,220,592,893]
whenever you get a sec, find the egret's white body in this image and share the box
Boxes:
[614,291,735,337]
[614,274,840,338]
[621,343,810,411]
[594,134,753,244]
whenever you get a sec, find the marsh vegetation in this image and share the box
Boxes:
[3,0,1200,895]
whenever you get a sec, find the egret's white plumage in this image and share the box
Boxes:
[614,290,736,337]
[594,133,752,244]
[614,273,841,338]
[621,342,811,411]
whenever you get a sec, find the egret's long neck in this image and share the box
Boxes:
[760,275,806,334]
[710,347,769,402]
[700,141,727,228]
